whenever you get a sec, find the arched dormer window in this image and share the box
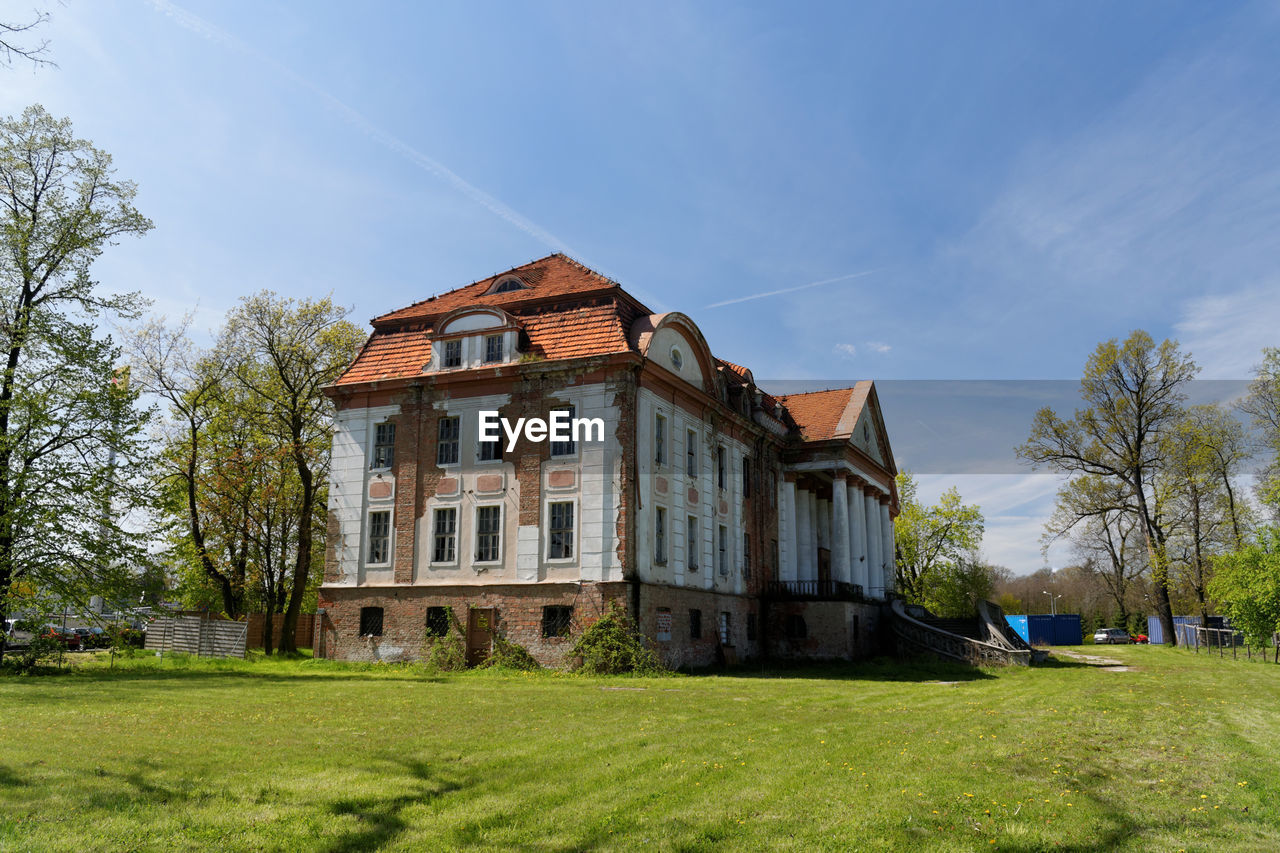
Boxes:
[491,276,526,294]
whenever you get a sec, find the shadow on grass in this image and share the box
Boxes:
[720,656,997,682]
[0,764,24,787]
[325,758,465,853]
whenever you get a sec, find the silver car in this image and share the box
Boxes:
[1093,627,1130,645]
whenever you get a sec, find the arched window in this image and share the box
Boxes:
[493,277,525,293]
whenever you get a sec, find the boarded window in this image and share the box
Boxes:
[719,612,732,646]
[654,507,667,564]
[432,507,456,563]
[437,416,460,465]
[359,606,383,637]
[549,501,574,559]
[689,608,702,640]
[372,422,395,469]
[442,339,461,368]
[475,505,501,561]
[425,606,450,638]
[368,510,391,564]
[656,608,672,642]
[687,515,699,570]
[542,605,572,638]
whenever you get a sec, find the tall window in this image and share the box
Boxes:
[687,515,699,570]
[548,501,574,559]
[717,446,726,490]
[432,507,456,563]
[442,339,462,368]
[654,413,667,465]
[686,429,698,477]
[478,431,503,462]
[743,532,751,579]
[654,506,667,565]
[719,612,732,645]
[475,505,502,561]
[689,608,702,640]
[437,416,460,465]
[372,422,395,469]
[359,607,383,637]
[368,510,391,564]
[483,334,504,363]
[550,405,576,457]
[718,525,728,576]
[742,456,751,497]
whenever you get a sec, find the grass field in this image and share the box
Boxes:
[0,646,1277,852]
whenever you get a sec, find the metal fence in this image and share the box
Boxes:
[145,615,248,658]
[1174,623,1278,662]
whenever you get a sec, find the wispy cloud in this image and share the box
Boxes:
[834,343,857,358]
[1175,283,1280,378]
[146,0,576,256]
[703,268,879,309]
[865,341,891,354]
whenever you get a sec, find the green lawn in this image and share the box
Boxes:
[1,646,1276,852]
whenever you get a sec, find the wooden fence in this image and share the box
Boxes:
[145,615,248,658]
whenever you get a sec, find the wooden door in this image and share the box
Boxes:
[466,608,495,667]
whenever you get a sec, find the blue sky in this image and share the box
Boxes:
[4,1,1278,572]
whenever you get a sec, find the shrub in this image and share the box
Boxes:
[570,603,667,675]
[2,634,62,675]
[479,633,542,671]
[421,607,467,672]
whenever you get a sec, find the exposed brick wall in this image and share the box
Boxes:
[765,600,883,660]
[319,582,631,667]
[635,584,758,669]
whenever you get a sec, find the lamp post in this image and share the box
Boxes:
[1042,591,1062,616]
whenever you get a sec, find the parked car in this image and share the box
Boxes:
[1093,627,1130,645]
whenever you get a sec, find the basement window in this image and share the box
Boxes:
[542,606,572,638]
[359,607,383,637]
[425,606,450,638]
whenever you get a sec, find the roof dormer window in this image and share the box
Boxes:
[492,276,526,294]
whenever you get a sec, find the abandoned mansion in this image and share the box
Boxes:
[317,254,899,667]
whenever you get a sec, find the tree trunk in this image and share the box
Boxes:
[1131,476,1176,645]
[279,433,313,655]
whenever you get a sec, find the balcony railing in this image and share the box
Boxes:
[764,580,864,601]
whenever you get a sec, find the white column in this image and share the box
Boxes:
[848,483,867,592]
[880,501,895,596]
[782,480,798,582]
[831,478,851,584]
[797,489,816,582]
[864,491,882,598]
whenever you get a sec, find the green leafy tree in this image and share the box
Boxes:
[0,105,154,658]
[893,471,984,608]
[1208,529,1280,662]
[1018,331,1197,645]
[1241,348,1280,520]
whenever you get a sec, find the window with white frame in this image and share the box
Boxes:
[655,506,667,565]
[368,510,391,564]
[432,507,457,564]
[483,334,504,363]
[478,430,503,462]
[686,429,698,477]
[371,422,395,469]
[655,413,666,465]
[442,339,462,368]
[437,417,460,465]
[687,515,699,570]
[548,501,574,559]
[475,505,502,562]
[718,524,728,576]
[550,405,576,457]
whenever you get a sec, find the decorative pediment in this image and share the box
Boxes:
[629,312,720,396]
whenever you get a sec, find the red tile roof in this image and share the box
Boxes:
[337,328,429,384]
[775,384,872,441]
[372,253,636,327]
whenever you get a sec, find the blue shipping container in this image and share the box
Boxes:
[1007,614,1082,646]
